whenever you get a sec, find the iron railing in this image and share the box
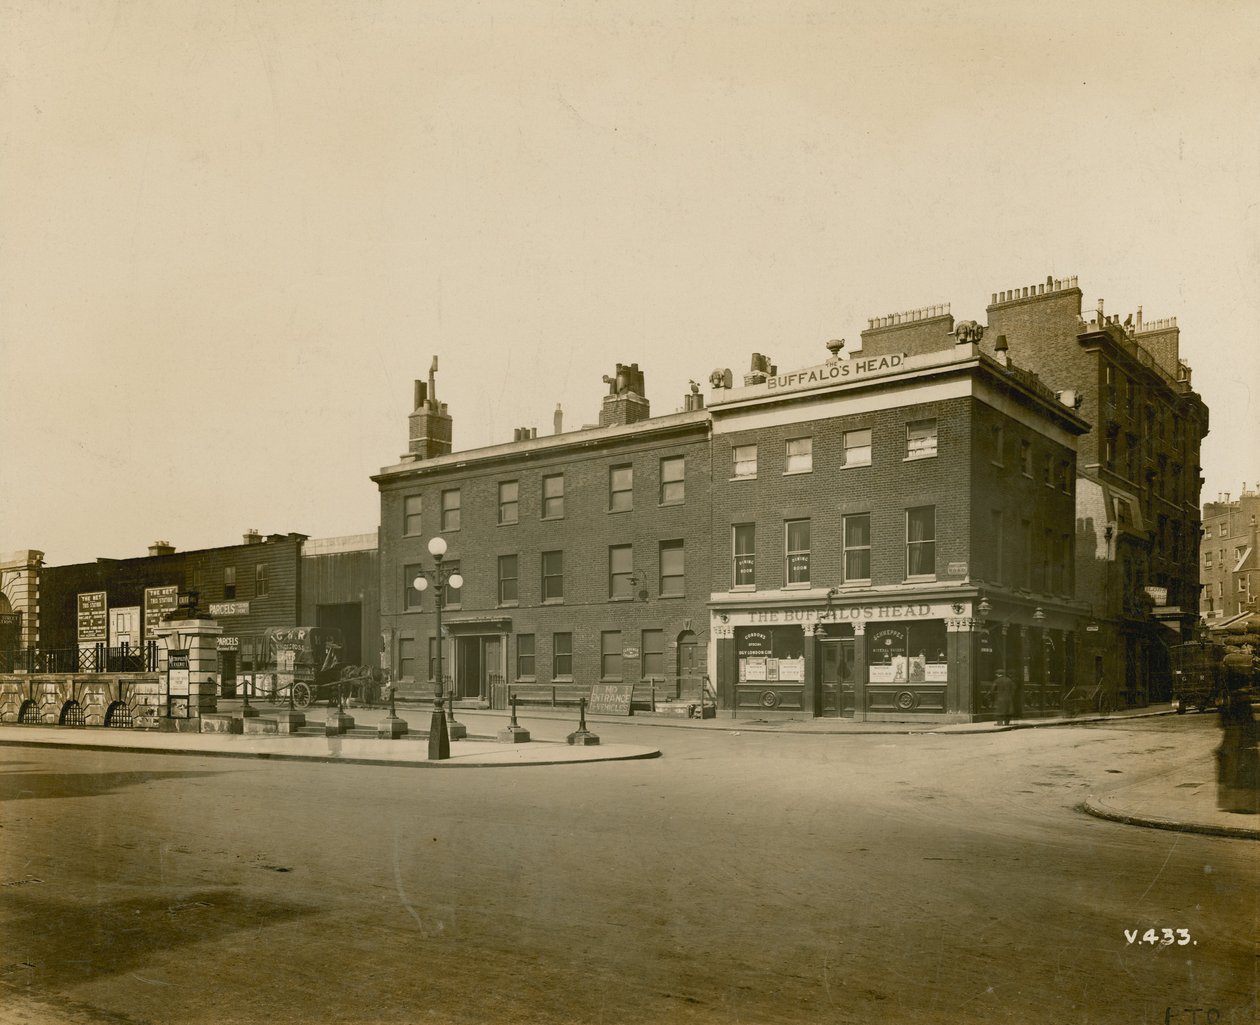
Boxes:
[0,642,159,674]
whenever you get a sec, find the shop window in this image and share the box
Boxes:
[735,625,805,686]
[441,489,461,531]
[842,428,872,467]
[906,506,936,579]
[601,630,622,679]
[641,629,665,679]
[786,519,811,585]
[403,494,423,536]
[842,513,870,582]
[542,474,565,518]
[609,465,633,512]
[785,437,813,474]
[733,444,757,479]
[867,621,948,684]
[553,632,573,678]
[659,541,685,597]
[906,419,938,459]
[733,524,756,587]
[542,551,564,602]
[609,545,634,599]
[660,457,685,505]
[516,634,535,678]
[498,481,519,524]
[497,555,518,605]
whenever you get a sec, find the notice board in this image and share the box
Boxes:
[588,683,634,715]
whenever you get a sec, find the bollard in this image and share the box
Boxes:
[241,678,260,718]
[498,693,531,744]
[378,686,408,739]
[567,697,600,746]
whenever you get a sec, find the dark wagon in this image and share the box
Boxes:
[263,626,384,708]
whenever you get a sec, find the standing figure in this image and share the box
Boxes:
[993,670,1015,726]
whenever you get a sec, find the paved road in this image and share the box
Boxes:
[1,715,1254,1025]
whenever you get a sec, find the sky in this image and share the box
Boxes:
[2,0,1258,566]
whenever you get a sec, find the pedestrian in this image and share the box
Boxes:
[993,670,1015,726]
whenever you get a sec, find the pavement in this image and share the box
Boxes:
[1,697,1255,839]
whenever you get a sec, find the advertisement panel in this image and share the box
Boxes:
[77,592,108,643]
[144,586,179,637]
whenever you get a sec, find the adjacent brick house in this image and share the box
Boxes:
[1201,487,1260,621]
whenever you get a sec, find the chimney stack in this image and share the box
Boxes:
[243,530,262,545]
[148,541,176,557]
[598,363,650,427]
[408,355,453,459]
[554,403,563,435]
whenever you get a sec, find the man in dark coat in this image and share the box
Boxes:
[993,670,1015,726]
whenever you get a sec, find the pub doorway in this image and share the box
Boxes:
[818,638,855,717]
[453,634,502,702]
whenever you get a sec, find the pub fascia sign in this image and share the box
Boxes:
[720,601,966,626]
[765,353,906,394]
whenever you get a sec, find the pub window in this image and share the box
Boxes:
[601,630,622,679]
[785,519,811,585]
[542,474,565,518]
[254,563,268,598]
[542,550,564,602]
[785,437,813,474]
[906,419,938,459]
[660,456,685,504]
[497,555,518,605]
[553,632,573,678]
[441,488,461,531]
[733,444,758,478]
[733,524,756,587]
[609,545,634,599]
[498,481,519,524]
[609,465,633,512]
[842,513,871,582]
[659,540,685,597]
[403,494,423,536]
[516,634,535,679]
[224,566,236,600]
[906,506,936,578]
[404,564,424,610]
[641,629,665,679]
[842,428,872,467]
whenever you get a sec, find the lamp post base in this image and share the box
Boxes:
[428,707,451,760]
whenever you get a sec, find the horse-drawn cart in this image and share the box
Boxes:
[262,626,385,708]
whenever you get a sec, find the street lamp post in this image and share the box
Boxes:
[413,536,465,760]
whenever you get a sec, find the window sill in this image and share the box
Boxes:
[609,596,634,603]
[783,582,812,590]
[903,453,938,462]
[729,584,756,593]
[658,501,685,508]
[904,575,937,584]
[542,598,564,605]
[729,475,757,482]
[658,593,685,600]
[607,508,633,515]
[840,462,871,470]
[498,520,519,527]
[841,579,872,588]
[783,469,813,477]
[497,601,518,609]
[541,514,565,522]
[514,676,537,684]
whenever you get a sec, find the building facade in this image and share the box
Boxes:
[1200,487,1260,621]
[859,276,1209,706]
[374,323,1088,722]
[374,367,714,706]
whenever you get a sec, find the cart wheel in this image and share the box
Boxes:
[292,682,313,708]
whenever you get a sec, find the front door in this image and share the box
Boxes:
[818,639,856,718]
[454,636,482,700]
[677,632,699,700]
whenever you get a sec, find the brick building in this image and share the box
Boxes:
[36,532,308,684]
[1200,487,1260,621]
[374,326,1088,723]
[859,276,1209,706]
[374,363,713,707]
